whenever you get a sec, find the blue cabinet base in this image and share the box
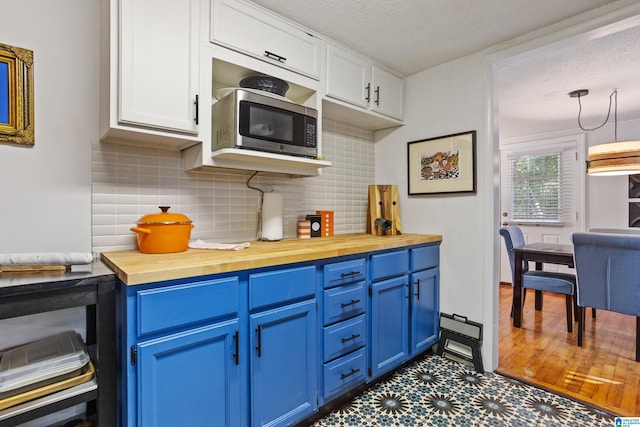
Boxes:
[119,242,440,427]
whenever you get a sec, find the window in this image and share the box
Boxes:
[502,139,577,227]
[509,152,562,223]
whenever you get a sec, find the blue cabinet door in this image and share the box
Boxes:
[250,299,317,427]
[369,275,409,378]
[410,267,439,355]
[137,319,241,427]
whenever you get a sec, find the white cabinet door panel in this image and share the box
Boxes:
[326,45,370,109]
[371,66,404,120]
[120,0,198,133]
[211,0,321,79]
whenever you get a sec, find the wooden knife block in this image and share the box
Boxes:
[366,184,402,236]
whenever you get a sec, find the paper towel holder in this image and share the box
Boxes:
[258,192,284,241]
[247,172,283,241]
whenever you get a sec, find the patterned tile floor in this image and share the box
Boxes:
[312,354,617,426]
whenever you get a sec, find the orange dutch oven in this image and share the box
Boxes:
[130,206,194,254]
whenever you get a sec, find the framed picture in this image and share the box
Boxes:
[407,130,477,195]
[0,42,34,146]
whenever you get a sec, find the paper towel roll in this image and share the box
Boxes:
[261,192,283,241]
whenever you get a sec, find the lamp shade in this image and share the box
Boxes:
[587,140,640,176]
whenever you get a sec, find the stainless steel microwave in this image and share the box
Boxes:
[212,88,318,158]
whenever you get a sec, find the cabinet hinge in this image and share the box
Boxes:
[368,367,372,377]
[130,345,137,366]
[368,286,372,297]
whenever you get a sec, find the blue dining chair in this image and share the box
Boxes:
[500,226,576,332]
[572,232,640,361]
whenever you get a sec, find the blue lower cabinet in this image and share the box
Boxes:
[410,267,439,355]
[250,299,317,427]
[369,275,410,378]
[120,243,440,426]
[323,281,366,325]
[323,347,366,400]
[323,314,366,362]
[137,319,241,427]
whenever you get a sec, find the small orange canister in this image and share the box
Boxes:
[298,220,311,239]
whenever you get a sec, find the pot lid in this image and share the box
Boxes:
[136,206,192,225]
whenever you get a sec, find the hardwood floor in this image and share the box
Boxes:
[498,284,640,416]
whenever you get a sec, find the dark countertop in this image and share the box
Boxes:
[0,260,115,295]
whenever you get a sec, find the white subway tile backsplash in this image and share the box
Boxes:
[92,117,375,252]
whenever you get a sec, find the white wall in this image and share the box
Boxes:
[0,2,99,424]
[375,53,495,366]
[0,0,97,253]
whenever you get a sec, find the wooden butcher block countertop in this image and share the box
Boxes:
[101,233,442,285]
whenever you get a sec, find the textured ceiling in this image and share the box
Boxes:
[249,0,640,139]
[249,0,619,75]
[498,23,640,138]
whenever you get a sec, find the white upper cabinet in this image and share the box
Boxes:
[326,45,371,109]
[120,0,199,132]
[370,66,404,120]
[101,0,200,147]
[210,0,322,80]
[325,43,404,124]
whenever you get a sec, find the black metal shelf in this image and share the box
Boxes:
[0,265,116,427]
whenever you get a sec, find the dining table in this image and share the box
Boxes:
[512,242,574,328]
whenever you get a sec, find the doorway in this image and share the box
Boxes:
[498,134,585,281]
[489,0,640,385]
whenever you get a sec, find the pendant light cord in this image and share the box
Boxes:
[575,90,618,141]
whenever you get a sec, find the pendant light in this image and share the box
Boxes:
[569,89,640,176]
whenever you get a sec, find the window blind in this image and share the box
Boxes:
[506,147,575,226]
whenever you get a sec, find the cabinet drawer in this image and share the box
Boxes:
[323,258,366,289]
[323,347,366,400]
[323,281,366,325]
[249,266,316,310]
[323,314,366,362]
[370,250,409,281]
[411,245,439,272]
[137,277,238,336]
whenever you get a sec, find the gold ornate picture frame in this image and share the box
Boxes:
[0,42,34,146]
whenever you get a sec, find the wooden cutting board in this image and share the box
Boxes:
[366,184,402,235]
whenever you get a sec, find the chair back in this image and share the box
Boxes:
[499,226,529,281]
[572,232,640,317]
